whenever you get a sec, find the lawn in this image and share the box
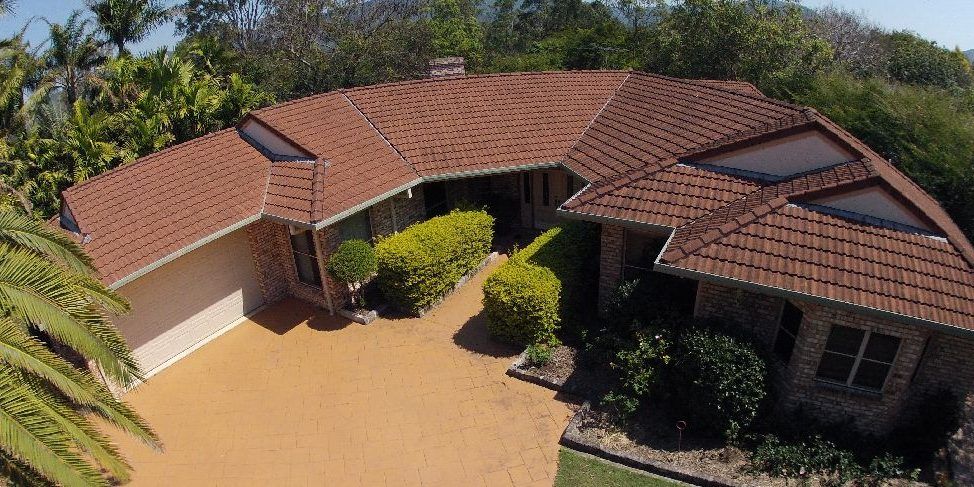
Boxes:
[554,448,684,487]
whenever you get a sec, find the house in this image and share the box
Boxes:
[59,64,974,434]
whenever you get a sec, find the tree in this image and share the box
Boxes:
[87,0,173,56]
[807,5,889,77]
[38,11,107,106]
[429,0,485,68]
[0,211,160,485]
[63,101,125,182]
[642,0,832,95]
[886,31,973,88]
[177,0,270,54]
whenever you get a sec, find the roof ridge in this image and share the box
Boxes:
[628,71,809,113]
[660,159,878,263]
[63,128,244,196]
[341,69,633,96]
[340,92,420,179]
[311,158,326,222]
[564,72,632,181]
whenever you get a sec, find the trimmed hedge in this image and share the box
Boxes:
[483,221,598,345]
[483,260,560,345]
[375,209,494,315]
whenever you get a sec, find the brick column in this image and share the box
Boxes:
[598,223,624,308]
[245,220,289,304]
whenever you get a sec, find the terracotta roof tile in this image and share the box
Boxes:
[61,129,270,284]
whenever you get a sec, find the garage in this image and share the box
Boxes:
[111,229,265,377]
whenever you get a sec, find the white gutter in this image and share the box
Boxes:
[109,214,262,290]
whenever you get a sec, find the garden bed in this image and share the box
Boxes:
[507,345,611,397]
[561,401,780,487]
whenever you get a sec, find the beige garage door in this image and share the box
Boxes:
[112,229,265,376]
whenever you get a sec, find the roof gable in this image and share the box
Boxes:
[696,127,857,179]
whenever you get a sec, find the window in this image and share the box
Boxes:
[290,229,321,287]
[522,173,532,204]
[542,172,550,206]
[773,302,803,363]
[424,181,448,218]
[339,209,372,243]
[816,325,901,391]
[623,230,665,279]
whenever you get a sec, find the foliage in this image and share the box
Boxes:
[886,31,973,88]
[600,330,670,419]
[375,209,493,315]
[750,434,916,486]
[483,258,560,345]
[525,341,555,366]
[667,327,767,439]
[641,0,832,95]
[429,0,485,69]
[87,0,174,56]
[887,389,961,467]
[0,211,159,485]
[482,222,597,345]
[326,239,377,307]
[515,221,599,332]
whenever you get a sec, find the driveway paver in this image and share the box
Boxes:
[113,259,574,486]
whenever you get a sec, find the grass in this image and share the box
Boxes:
[554,448,683,487]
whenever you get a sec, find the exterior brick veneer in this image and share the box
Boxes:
[598,223,624,306]
[246,219,289,304]
[369,186,426,238]
[694,281,784,349]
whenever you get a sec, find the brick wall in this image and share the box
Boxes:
[694,281,784,350]
[245,220,289,304]
[598,224,623,307]
[910,332,974,402]
[369,186,426,238]
[780,305,928,434]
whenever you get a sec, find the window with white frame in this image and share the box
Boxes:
[289,229,322,287]
[815,325,901,391]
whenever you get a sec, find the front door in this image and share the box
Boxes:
[531,170,569,229]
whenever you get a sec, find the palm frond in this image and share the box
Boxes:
[0,211,92,274]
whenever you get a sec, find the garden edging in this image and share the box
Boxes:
[559,401,742,487]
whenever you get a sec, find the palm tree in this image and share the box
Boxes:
[63,101,125,182]
[38,11,108,106]
[0,1,14,16]
[87,0,172,57]
[0,211,160,485]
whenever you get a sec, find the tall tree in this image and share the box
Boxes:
[0,211,160,485]
[39,11,107,106]
[87,0,173,56]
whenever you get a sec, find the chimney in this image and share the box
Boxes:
[429,57,465,78]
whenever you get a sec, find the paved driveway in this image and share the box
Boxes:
[114,259,574,486]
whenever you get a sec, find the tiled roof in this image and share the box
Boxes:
[58,70,974,333]
[342,71,629,177]
[61,129,270,285]
[657,160,974,330]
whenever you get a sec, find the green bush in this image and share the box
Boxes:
[525,342,556,366]
[600,330,671,419]
[483,260,560,345]
[326,239,377,306]
[483,221,598,346]
[668,328,768,439]
[375,209,494,315]
[750,434,916,486]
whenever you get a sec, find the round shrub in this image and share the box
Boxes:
[326,239,377,306]
[482,261,559,346]
[668,328,768,438]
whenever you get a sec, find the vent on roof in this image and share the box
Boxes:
[429,57,465,78]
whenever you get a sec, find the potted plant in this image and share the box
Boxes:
[326,239,379,324]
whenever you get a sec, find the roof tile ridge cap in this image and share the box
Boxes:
[340,69,632,95]
[310,157,327,222]
[64,127,242,197]
[250,90,337,116]
[661,186,789,263]
[340,91,420,178]
[630,71,807,112]
[565,71,632,161]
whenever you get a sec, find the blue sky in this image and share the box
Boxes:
[1,0,972,53]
